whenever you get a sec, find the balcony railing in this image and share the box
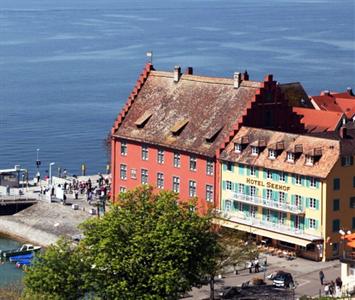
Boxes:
[225,191,304,214]
[219,210,322,240]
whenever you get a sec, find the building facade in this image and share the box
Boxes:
[111,64,306,212]
[219,126,355,261]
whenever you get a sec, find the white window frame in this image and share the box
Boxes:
[226,180,232,190]
[305,155,314,166]
[130,168,137,179]
[157,172,164,189]
[268,149,276,160]
[295,195,302,207]
[120,141,127,156]
[120,164,127,180]
[250,166,256,176]
[279,212,286,224]
[157,149,164,164]
[266,189,272,200]
[287,152,295,163]
[235,143,242,153]
[141,145,149,161]
[310,177,317,188]
[189,156,197,171]
[251,146,259,156]
[280,172,286,182]
[295,175,302,185]
[250,186,256,197]
[309,198,317,209]
[279,191,285,203]
[189,180,197,197]
[206,185,213,202]
[206,160,214,176]
[238,183,244,194]
[141,169,148,184]
[173,153,181,168]
[309,218,316,229]
[172,176,180,193]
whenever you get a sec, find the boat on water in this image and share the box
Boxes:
[15,258,32,268]
[9,253,33,262]
[0,244,41,258]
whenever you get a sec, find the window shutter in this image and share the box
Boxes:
[272,171,279,181]
[290,215,295,228]
[234,183,238,192]
[284,173,288,183]
[315,220,319,230]
[306,197,310,208]
[262,189,266,198]
[306,177,310,188]
[245,186,250,195]
[231,182,235,191]
[284,193,288,202]
[300,217,305,230]
[255,167,259,177]
[263,169,267,179]
[262,208,266,220]
[247,167,251,176]
[291,195,295,205]
[223,163,227,171]
[301,176,305,186]
[315,199,320,210]
[239,164,245,175]
[316,180,320,189]
[300,196,304,208]
[273,191,279,201]
[292,175,296,184]
[231,164,235,172]
[222,181,226,190]
[305,218,309,229]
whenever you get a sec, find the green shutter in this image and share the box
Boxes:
[247,167,251,176]
[315,220,319,230]
[272,171,279,181]
[306,197,310,208]
[315,199,320,210]
[305,218,309,229]
[300,197,304,208]
[234,183,238,192]
[272,211,278,223]
[284,193,288,202]
[290,215,295,228]
[222,181,226,190]
[306,177,310,188]
[273,191,279,201]
[263,169,267,179]
[262,208,266,221]
[292,175,296,184]
[255,167,259,177]
[284,173,288,183]
[239,164,245,175]
[231,164,235,172]
[291,195,295,205]
[316,179,320,189]
[262,189,266,198]
[231,182,235,191]
[223,163,227,171]
[299,217,305,230]
[301,176,305,186]
[245,186,250,195]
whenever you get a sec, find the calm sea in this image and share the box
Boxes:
[0,0,354,176]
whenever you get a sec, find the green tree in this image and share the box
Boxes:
[79,186,217,299]
[206,226,259,300]
[23,238,88,299]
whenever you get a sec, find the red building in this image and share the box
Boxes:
[111,64,306,212]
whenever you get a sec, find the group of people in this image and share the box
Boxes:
[247,259,261,273]
[319,270,343,297]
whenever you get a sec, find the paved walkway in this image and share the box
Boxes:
[185,254,341,299]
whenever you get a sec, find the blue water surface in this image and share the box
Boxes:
[0,0,354,175]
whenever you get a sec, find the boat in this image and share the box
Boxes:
[0,244,41,259]
[15,259,32,268]
[9,253,33,262]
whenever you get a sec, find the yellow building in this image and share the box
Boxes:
[219,126,355,261]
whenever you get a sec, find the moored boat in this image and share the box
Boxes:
[9,253,33,262]
[0,244,41,259]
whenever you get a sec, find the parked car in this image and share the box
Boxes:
[272,271,294,288]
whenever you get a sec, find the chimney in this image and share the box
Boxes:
[347,87,354,96]
[234,72,241,88]
[264,74,273,82]
[340,126,347,139]
[241,70,249,81]
[184,67,193,75]
[173,65,181,82]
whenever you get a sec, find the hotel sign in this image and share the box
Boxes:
[246,178,290,192]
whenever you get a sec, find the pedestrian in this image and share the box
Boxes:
[329,280,335,296]
[247,261,253,273]
[74,189,79,200]
[335,276,342,289]
[324,284,329,296]
[319,270,325,285]
[254,261,260,273]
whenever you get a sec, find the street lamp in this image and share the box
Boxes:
[49,162,55,186]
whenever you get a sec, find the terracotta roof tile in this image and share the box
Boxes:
[293,107,344,132]
[220,127,340,178]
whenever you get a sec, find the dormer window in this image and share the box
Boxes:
[287,152,295,163]
[251,146,259,156]
[234,143,242,153]
[268,149,276,160]
[305,155,314,166]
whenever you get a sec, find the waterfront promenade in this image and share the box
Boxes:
[0,175,107,246]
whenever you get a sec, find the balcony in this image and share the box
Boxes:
[225,191,304,214]
[219,210,322,241]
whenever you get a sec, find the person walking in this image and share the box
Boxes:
[319,270,325,285]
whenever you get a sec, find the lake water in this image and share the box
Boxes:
[0,236,23,287]
[0,0,354,176]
